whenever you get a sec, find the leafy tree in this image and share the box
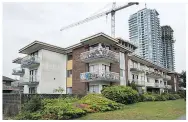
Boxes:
[179,71,186,88]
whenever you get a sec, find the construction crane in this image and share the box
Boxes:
[60,2,139,37]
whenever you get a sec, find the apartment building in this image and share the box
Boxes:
[161,25,175,71]
[129,8,163,67]
[12,32,178,94]
[128,55,172,94]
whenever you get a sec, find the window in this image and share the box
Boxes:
[132,74,134,79]
[68,55,72,60]
[30,69,38,82]
[136,75,138,79]
[67,70,72,77]
[67,87,72,94]
[102,64,109,72]
[29,87,37,94]
[89,85,99,93]
[120,69,123,77]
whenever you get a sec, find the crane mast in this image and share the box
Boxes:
[60,2,139,37]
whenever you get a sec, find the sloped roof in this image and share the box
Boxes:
[3,76,15,82]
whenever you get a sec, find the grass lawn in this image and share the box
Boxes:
[77,99,186,120]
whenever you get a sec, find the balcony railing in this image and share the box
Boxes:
[163,75,171,81]
[80,71,120,82]
[12,68,25,75]
[145,82,161,88]
[19,75,39,86]
[165,85,172,89]
[3,85,20,91]
[146,71,162,78]
[21,56,40,68]
[130,68,144,73]
[80,48,119,63]
[132,79,145,86]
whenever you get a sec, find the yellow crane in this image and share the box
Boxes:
[60,2,139,37]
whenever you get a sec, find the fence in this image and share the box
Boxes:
[3,93,85,118]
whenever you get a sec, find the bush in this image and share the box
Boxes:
[168,94,176,100]
[78,93,123,112]
[41,97,86,120]
[15,111,42,120]
[153,94,167,101]
[139,93,155,102]
[101,86,139,104]
[22,95,42,113]
[173,94,181,99]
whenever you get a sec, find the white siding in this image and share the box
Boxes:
[38,49,67,94]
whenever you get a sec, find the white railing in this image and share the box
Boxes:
[163,75,171,80]
[145,82,160,88]
[12,67,25,75]
[132,79,145,86]
[80,71,120,82]
[80,48,119,63]
[3,85,19,90]
[146,71,162,78]
[19,75,39,86]
[21,55,40,68]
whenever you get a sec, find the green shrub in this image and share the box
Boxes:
[173,94,181,99]
[153,94,167,101]
[168,94,176,100]
[41,97,85,120]
[78,93,123,112]
[139,93,155,102]
[101,86,139,105]
[15,111,42,120]
[22,95,42,113]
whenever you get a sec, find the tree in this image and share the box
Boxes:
[179,71,186,88]
[53,86,64,94]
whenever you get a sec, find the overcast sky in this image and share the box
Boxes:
[3,2,186,79]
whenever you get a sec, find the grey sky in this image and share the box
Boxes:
[3,2,186,79]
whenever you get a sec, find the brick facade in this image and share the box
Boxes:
[72,46,88,95]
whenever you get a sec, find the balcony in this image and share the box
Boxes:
[80,48,119,63]
[80,71,120,82]
[146,72,162,78]
[3,85,20,91]
[130,68,144,73]
[165,85,172,89]
[19,75,39,86]
[132,79,145,86]
[145,82,161,88]
[21,56,40,68]
[12,68,25,76]
[163,75,171,81]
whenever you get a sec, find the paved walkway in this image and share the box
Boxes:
[177,115,186,120]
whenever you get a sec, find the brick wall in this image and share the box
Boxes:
[72,46,88,94]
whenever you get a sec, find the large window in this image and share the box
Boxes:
[102,64,109,72]
[30,69,38,82]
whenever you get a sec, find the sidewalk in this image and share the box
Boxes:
[177,115,186,120]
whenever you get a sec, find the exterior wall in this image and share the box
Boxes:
[72,46,88,94]
[38,49,67,94]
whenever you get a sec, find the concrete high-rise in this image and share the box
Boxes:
[128,8,163,66]
[161,25,175,71]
